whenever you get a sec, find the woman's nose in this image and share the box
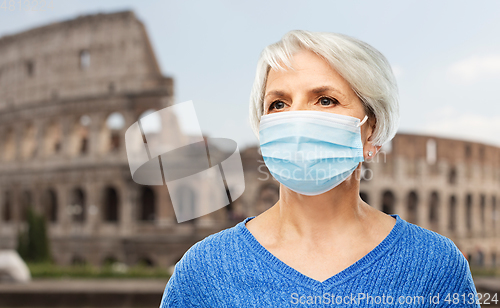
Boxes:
[289,98,309,111]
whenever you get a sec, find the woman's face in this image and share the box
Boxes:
[263,49,366,121]
[263,49,378,156]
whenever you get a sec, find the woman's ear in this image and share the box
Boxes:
[364,144,382,160]
[363,118,381,159]
[364,118,376,142]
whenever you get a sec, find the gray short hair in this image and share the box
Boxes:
[249,30,399,146]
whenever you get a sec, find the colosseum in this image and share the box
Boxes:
[0,10,498,270]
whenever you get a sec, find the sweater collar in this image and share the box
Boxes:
[236,214,406,291]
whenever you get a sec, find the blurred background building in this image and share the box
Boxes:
[0,10,235,269]
[0,10,498,272]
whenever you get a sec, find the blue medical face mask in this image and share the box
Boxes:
[259,110,368,196]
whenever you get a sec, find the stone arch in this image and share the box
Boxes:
[381,190,395,215]
[44,120,62,156]
[448,195,457,232]
[26,60,34,77]
[79,49,90,69]
[22,122,37,159]
[476,249,485,267]
[70,115,90,156]
[429,191,440,230]
[139,186,155,221]
[359,191,370,204]
[466,194,473,231]
[465,144,472,158]
[70,188,86,223]
[448,167,457,185]
[102,186,119,222]
[492,196,497,230]
[108,82,116,93]
[20,190,33,222]
[407,191,419,224]
[2,191,12,222]
[100,111,125,153]
[480,194,486,229]
[3,127,15,161]
[42,188,58,223]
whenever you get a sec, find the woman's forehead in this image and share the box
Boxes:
[265,50,354,98]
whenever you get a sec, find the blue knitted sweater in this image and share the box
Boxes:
[160,214,480,307]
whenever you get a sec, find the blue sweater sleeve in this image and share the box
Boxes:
[159,263,192,308]
[435,240,480,307]
[159,268,183,307]
[159,241,209,307]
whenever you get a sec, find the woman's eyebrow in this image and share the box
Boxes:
[310,86,346,98]
[265,86,346,99]
[264,90,286,98]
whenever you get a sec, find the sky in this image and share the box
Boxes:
[1,0,500,150]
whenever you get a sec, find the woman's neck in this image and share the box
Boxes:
[273,172,373,244]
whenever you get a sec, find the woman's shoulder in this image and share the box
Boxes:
[175,217,254,271]
[401,219,467,268]
[402,221,478,299]
[161,218,255,307]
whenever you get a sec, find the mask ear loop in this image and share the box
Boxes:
[357,115,368,127]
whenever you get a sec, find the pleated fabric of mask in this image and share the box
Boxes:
[259,110,367,196]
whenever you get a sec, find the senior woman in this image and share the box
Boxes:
[160,30,480,307]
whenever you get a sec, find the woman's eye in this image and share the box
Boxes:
[269,101,286,110]
[319,97,339,106]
